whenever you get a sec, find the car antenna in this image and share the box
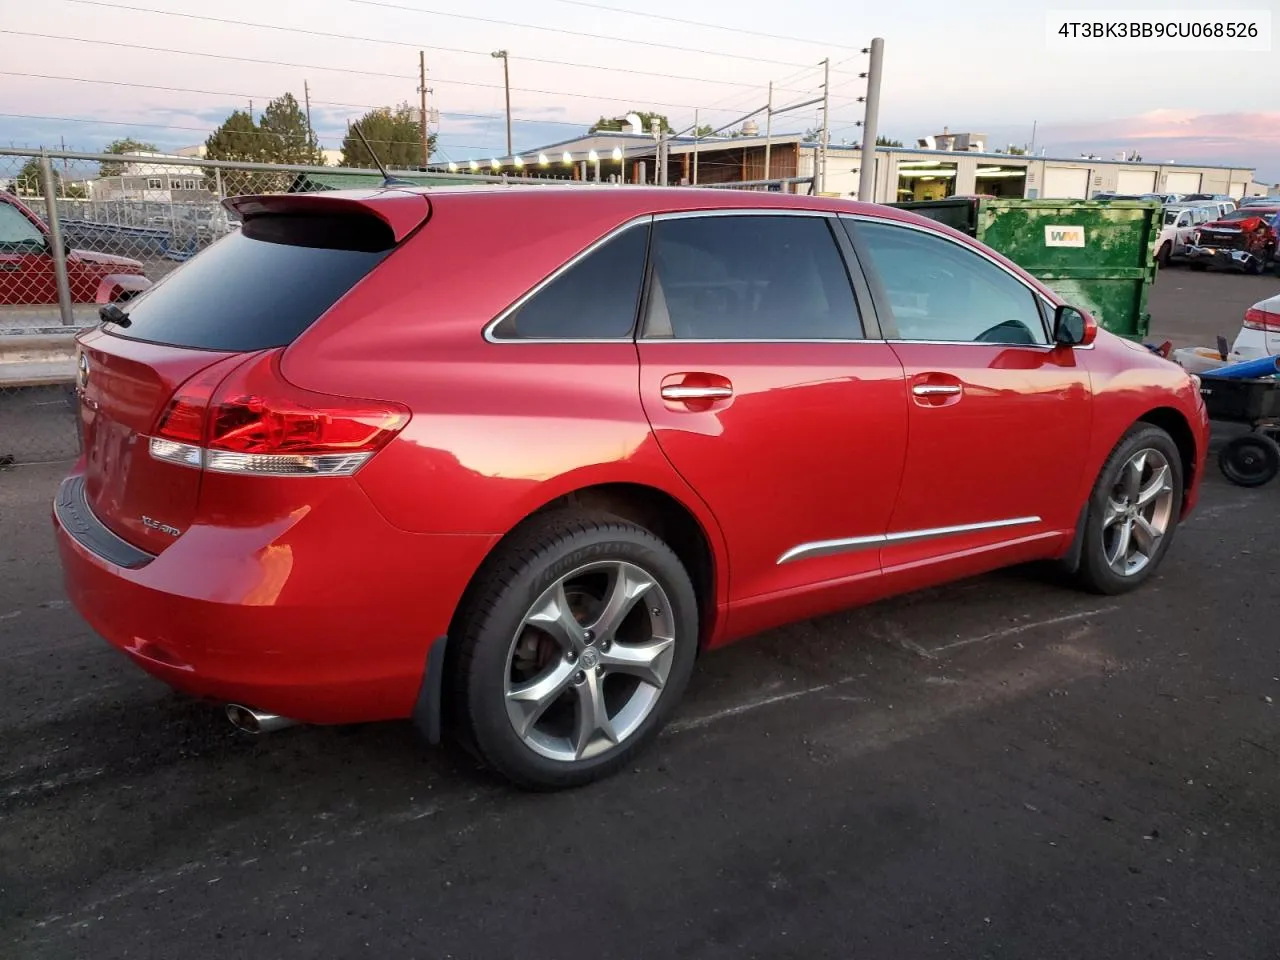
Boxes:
[351,123,415,187]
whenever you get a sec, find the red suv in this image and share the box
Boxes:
[1,192,150,305]
[53,187,1208,788]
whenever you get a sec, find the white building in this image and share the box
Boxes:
[88,152,207,202]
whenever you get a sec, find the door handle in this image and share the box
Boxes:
[912,384,962,397]
[661,384,733,401]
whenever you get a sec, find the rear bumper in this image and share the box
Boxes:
[52,468,496,725]
[1184,245,1265,271]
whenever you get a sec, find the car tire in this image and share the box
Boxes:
[1075,424,1184,596]
[1157,242,1171,268]
[1218,433,1280,487]
[448,509,699,790]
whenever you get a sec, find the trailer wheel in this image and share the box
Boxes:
[1219,433,1280,487]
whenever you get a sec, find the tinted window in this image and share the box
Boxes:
[114,214,392,352]
[642,215,861,340]
[0,202,44,247]
[852,220,1048,345]
[493,222,649,339]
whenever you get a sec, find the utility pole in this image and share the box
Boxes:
[763,81,773,182]
[817,58,830,194]
[692,108,699,185]
[491,50,512,156]
[418,51,429,166]
[857,38,884,202]
[303,80,315,159]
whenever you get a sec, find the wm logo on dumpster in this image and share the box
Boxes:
[1044,225,1086,247]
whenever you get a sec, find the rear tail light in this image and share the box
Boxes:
[150,350,410,476]
[1244,307,1280,332]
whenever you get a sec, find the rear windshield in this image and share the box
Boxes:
[112,213,394,351]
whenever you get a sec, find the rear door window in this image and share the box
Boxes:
[641,214,862,340]
[111,213,394,352]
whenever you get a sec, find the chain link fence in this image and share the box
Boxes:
[0,146,813,466]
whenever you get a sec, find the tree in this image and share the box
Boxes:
[1005,145,1027,156]
[341,103,433,169]
[205,109,265,164]
[876,135,903,147]
[590,111,672,135]
[13,157,48,197]
[693,124,715,138]
[802,127,821,142]
[258,93,319,165]
[99,138,159,178]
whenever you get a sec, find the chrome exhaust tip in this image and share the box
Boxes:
[225,703,297,735]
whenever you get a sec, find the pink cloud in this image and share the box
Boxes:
[1036,111,1280,180]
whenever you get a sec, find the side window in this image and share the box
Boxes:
[851,220,1049,346]
[1178,212,1192,227]
[492,222,650,340]
[0,203,45,247]
[642,215,861,340]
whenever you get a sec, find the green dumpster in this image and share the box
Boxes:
[889,197,1161,341]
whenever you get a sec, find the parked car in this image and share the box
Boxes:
[53,187,1209,789]
[1185,206,1280,273]
[0,193,151,305]
[1227,290,1280,360]
[1155,203,1219,266]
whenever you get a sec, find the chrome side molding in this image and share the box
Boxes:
[777,516,1042,565]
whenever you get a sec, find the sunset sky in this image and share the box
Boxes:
[1,0,1275,181]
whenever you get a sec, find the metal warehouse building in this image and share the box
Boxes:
[427,131,1260,202]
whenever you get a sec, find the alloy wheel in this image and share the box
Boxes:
[1101,448,1175,577]
[504,560,676,762]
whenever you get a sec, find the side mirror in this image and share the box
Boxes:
[1053,304,1097,347]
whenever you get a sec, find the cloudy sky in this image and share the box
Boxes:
[1,0,1276,181]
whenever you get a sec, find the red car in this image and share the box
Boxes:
[53,187,1209,788]
[0,192,150,305]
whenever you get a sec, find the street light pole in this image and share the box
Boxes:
[492,49,512,157]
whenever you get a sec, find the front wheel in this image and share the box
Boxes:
[1075,424,1184,595]
[449,510,699,790]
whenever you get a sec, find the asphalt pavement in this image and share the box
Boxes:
[2,270,1279,959]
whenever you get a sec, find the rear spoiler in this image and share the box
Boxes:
[223,191,431,243]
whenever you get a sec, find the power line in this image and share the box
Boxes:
[56,0,813,95]
[544,0,860,50]
[0,71,608,131]
[0,112,493,151]
[348,0,816,68]
[1,31,765,113]
[0,31,757,114]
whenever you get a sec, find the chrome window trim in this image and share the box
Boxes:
[838,212,1065,348]
[482,214,654,344]
[777,515,1042,565]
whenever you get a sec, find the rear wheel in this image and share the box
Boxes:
[1076,424,1184,595]
[449,510,699,790]
[1157,242,1171,268]
[1219,433,1280,487]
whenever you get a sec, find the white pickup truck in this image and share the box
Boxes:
[1155,203,1219,267]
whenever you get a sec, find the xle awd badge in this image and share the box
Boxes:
[141,516,181,538]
